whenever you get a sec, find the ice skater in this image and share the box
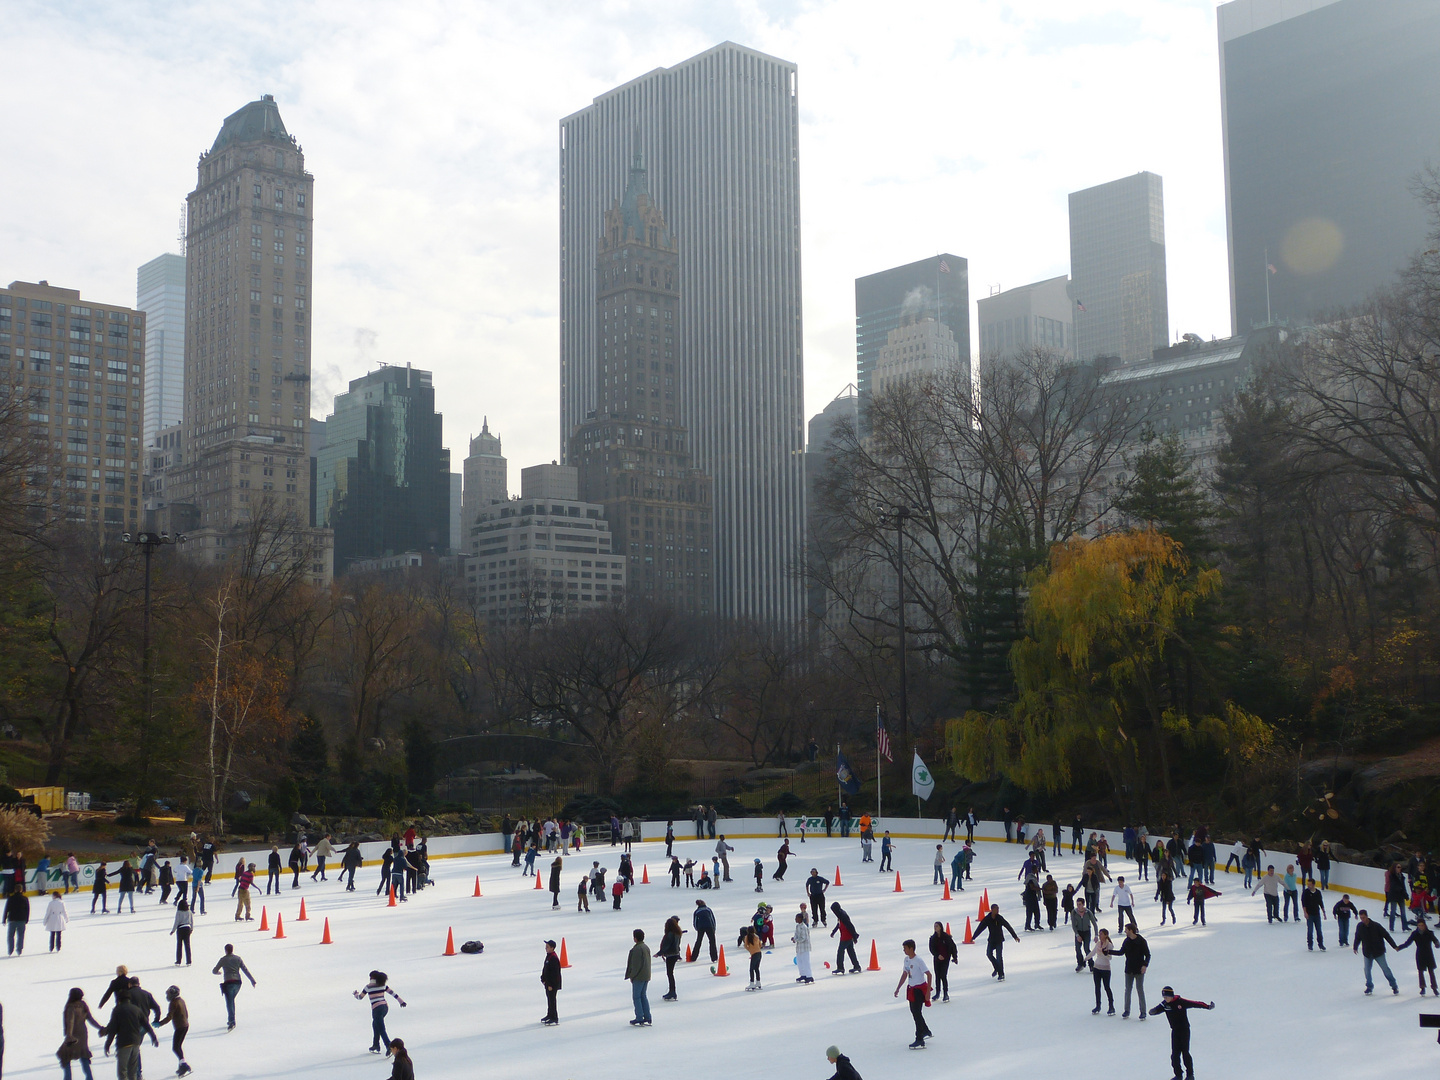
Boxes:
[171,897,193,965]
[892,939,933,1048]
[1087,927,1115,1014]
[830,902,862,974]
[1398,915,1440,995]
[1187,879,1219,925]
[670,856,682,887]
[59,987,102,1080]
[1148,986,1214,1080]
[549,856,563,909]
[624,928,653,1026]
[691,899,718,962]
[577,874,590,912]
[1353,909,1401,995]
[212,943,256,1030]
[156,985,190,1076]
[1301,881,1326,950]
[754,858,765,892]
[826,1045,863,1080]
[656,917,684,1000]
[541,939,562,1024]
[44,889,68,952]
[928,920,957,1002]
[1334,893,1358,946]
[355,970,407,1053]
[743,925,764,990]
[3,885,27,954]
[806,868,829,925]
[99,985,157,1079]
[975,903,1019,981]
[794,911,814,983]
[91,861,109,914]
[1113,923,1150,1019]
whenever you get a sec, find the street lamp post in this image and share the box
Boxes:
[120,530,185,811]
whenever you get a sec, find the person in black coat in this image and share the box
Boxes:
[974,905,1019,980]
[1111,924,1151,1018]
[267,846,283,895]
[548,858,563,910]
[342,843,364,891]
[690,899,718,963]
[825,1045,863,1080]
[377,849,394,896]
[928,921,958,1002]
[1148,987,1213,1080]
[2,888,28,955]
[540,940,562,1025]
[1398,915,1440,996]
[1353,909,1401,994]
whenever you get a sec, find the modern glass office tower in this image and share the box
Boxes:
[1219,0,1440,331]
[316,364,451,571]
[137,253,186,450]
[1069,172,1168,364]
[559,42,804,626]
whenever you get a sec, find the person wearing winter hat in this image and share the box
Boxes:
[825,1046,864,1080]
[156,985,191,1075]
[1149,985,1215,1080]
[754,858,765,893]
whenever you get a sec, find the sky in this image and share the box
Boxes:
[1,0,1229,476]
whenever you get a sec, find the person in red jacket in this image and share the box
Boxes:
[1187,880,1220,926]
[1149,986,1214,1080]
[829,903,862,974]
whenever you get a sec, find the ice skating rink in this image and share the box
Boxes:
[5,834,1434,1078]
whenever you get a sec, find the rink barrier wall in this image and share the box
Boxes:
[31,816,1388,903]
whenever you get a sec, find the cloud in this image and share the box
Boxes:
[0,0,1228,480]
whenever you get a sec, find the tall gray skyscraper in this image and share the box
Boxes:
[977,275,1072,362]
[1069,172,1168,364]
[1219,0,1440,332]
[137,253,186,450]
[559,42,805,625]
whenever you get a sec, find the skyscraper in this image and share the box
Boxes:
[315,364,450,571]
[559,42,804,625]
[569,154,713,616]
[1,280,146,532]
[1069,172,1168,364]
[1219,0,1440,332]
[976,275,1072,361]
[855,255,969,411]
[169,94,315,529]
[137,253,186,449]
[460,418,507,551]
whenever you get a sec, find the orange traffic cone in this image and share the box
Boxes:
[388,886,397,907]
[685,943,694,962]
[534,872,543,890]
[942,879,951,900]
[473,876,482,897]
[641,864,650,885]
[714,945,730,976]
[297,897,308,921]
[894,872,903,893]
[867,940,881,971]
[444,927,456,956]
[320,917,332,945]
[963,916,974,945]
[559,938,571,968]
[274,913,285,939]
[946,922,952,935]
[833,866,843,886]
[258,906,269,931]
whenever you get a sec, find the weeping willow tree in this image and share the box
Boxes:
[947,529,1272,820]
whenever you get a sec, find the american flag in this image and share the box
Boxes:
[938,259,951,274]
[876,719,893,762]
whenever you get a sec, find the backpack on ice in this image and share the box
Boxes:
[460,940,484,954]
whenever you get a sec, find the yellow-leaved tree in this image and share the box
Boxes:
[947,529,1272,820]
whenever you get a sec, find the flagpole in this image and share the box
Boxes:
[915,744,920,819]
[836,742,841,812]
[875,702,882,824]
[1264,246,1272,324]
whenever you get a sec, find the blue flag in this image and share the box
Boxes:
[836,751,862,796]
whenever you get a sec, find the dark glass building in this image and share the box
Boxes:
[855,254,969,414]
[316,364,450,571]
[1220,0,1440,331]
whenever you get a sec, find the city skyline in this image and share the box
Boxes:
[1,2,1240,481]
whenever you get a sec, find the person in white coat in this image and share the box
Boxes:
[793,911,814,983]
[44,890,69,952]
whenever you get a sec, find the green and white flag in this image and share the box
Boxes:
[912,752,935,801]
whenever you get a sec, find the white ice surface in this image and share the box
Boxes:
[4,834,1434,1079]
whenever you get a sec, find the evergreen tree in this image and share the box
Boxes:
[1115,428,1214,560]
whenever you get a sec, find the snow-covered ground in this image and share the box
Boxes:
[5,833,1434,1079]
